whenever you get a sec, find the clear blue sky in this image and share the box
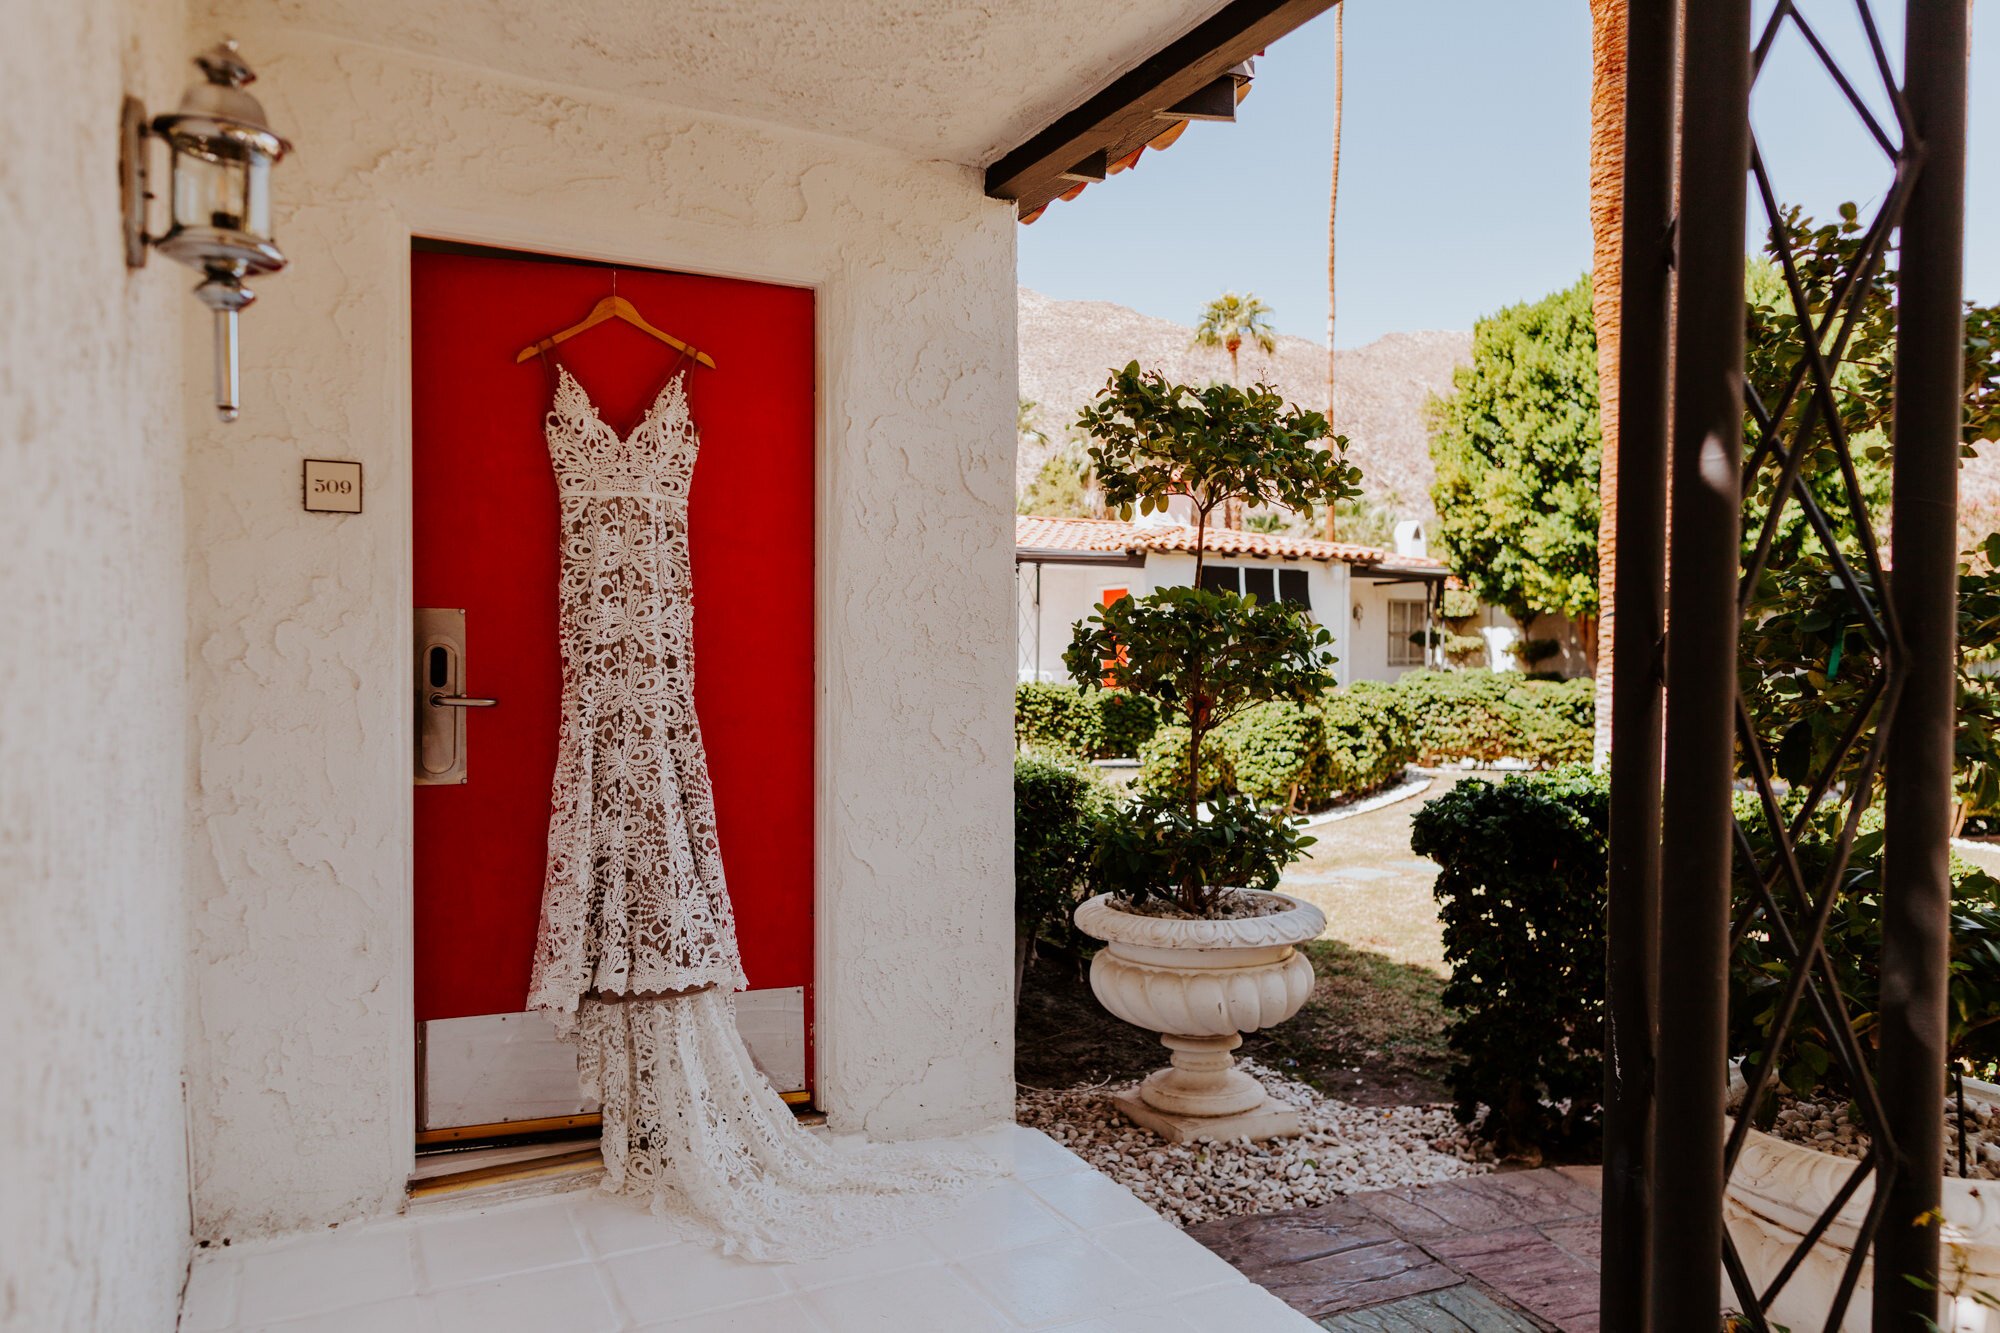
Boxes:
[1018,0,2000,348]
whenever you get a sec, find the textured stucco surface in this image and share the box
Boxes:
[250,0,1232,165]
[0,1,192,1329]
[184,12,1018,1240]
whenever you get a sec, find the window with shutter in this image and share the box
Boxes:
[1242,567,1275,602]
[1278,569,1310,606]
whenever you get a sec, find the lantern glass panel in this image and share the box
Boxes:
[172,148,251,234]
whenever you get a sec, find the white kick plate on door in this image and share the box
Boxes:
[421,987,807,1130]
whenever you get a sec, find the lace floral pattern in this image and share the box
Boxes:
[526,364,996,1258]
[528,365,746,1027]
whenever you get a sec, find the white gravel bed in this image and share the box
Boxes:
[1017,1059,1492,1228]
[1735,1089,2000,1179]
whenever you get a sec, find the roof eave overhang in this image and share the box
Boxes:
[1014,547,1150,567]
[983,0,1339,217]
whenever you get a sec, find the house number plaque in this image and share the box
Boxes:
[302,459,363,513]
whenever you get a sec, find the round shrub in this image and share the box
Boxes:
[1411,767,1609,1153]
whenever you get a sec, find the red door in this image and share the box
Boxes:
[411,246,816,1134]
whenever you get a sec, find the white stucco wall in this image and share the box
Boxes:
[0,1,192,1328]
[182,12,1016,1241]
[1347,578,1443,683]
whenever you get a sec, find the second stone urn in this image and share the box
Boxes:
[1073,889,1327,1143]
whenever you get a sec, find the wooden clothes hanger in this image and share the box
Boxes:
[513,271,718,369]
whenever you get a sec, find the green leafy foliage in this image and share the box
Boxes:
[1017,440,1101,519]
[1389,670,1594,767]
[1191,292,1278,378]
[1440,632,1489,667]
[1014,681,1101,760]
[1221,702,1336,808]
[1510,637,1561,667]
[1736,208,2000,831]
[1428,275,1601,623]
[1089,791,1316,907]
[1066,586,1337,734]
[1439,588,1481,621]
[1132,691,1415,811]
[1013,682,1159,761]
[1076,365,1361,526]
[1133,724,1234,803]
[1411,768,1609,1153]
[1014,752,1116,935]
[1729,803,2000,1099]
[1095,691,1160,761]
[1324,685,1419,794]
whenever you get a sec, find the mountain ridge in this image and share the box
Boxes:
[1017,287,1472,524]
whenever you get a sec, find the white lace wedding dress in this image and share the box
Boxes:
[527,362,994,1260]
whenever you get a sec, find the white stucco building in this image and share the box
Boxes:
[3,3,1346,1331]
[1017,514,1453,685]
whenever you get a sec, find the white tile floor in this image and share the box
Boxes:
[180,1124,1317,1332]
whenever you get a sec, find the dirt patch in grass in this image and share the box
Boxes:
[1015,937,1452,1108]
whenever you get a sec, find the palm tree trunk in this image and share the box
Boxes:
[1325,1,1346,543]
[1587,0,1628,766]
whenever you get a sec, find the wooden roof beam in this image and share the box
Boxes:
[984,0,1338,216]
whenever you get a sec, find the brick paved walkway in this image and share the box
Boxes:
[1186,1166,1603,1331]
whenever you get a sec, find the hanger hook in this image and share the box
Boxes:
[611,268,618,299]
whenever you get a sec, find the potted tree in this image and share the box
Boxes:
[1064,363,1362,1143]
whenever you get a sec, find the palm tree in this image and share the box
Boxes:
[1587,0,1626,765]
[1325,1,1345,542]
[1192,293,1279,528]
[1192,293,1278,383]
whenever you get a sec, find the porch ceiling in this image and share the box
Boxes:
[238,0,1239,165]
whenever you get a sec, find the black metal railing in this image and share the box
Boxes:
[1602,1,1969,1329]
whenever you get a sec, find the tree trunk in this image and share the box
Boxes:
[1325,1,1345,543]
[1587,0,1628,767]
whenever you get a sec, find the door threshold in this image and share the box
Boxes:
[409,1145,603,1203]
[408,1103,824,1204]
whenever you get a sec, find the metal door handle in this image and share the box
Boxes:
[430,693,499,708]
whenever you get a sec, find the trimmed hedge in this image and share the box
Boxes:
[1014,682,1161,761]
[1097,692,1160,760]
[1391,670,1593,767]
[1133,725,1234,803]
[1015,682,1099,759]
[1325,686,1418,796]
[1133,694,1415,812]
[1410,767,1609,1153]
[1021,671,1593,802]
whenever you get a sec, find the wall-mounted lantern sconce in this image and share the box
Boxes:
[122,40,290,423]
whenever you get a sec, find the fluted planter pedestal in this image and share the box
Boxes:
[1074,890,1327,1145]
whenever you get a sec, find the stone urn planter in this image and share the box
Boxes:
[1073,889,1327,1144]
[1724,1076,2000,1331]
